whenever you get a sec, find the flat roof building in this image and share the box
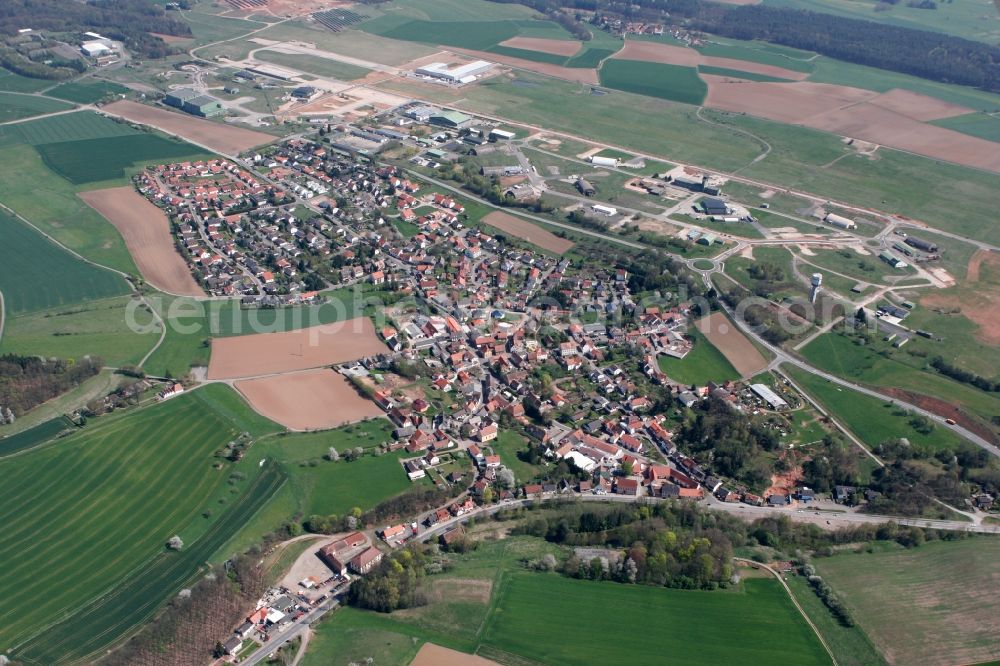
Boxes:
[416,61,491,83]
[430,110,473,129]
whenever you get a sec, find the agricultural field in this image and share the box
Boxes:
[0,417,73,458]
[481,211,574,255]
[696,311,770,377]
[931,112,1000,142]
[38,134,212,185]
[697,65,794,83]
[47,79,130,104]
[0,295,160,367]
[304,537,829,665]
[784,365,967,451]
[2,110,140,145]
[815,538,1000,666]
[0,385,282,661]
[695,39,817,73]
[599,60,707,105]
[659,324,740,385]
[0,68,57,92]
[0,92,72,122]
[0,210,128,315]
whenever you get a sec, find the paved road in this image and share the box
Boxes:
[241,584,347,666]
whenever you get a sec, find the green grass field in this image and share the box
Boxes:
[0,92,72,122]
[2,110,141,145]
[932,112,1000,142]
[785,365,966,451]
[599,60,707,105]
[46,79,130,104]
[491,429,544,484]
[37,134,212,185]
[696,39,817,73]
[0,69,58,93]
[659,324,740,385]
[0,210,129,314]
[799,330,1000,426]
[483,573,829,665]
[0,296,161,367]
[256,50,372,81]
[0,385,282,659]
[697,64,795,82]
[815,538,1000,666]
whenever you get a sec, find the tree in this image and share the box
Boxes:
[326,447,340,461]
[497,467,516,489]
[621,460,634,476]
[166,535,184,550]
[482,486,494,504]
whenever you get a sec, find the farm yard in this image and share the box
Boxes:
[102,101,274,154]
[234,369,382,430]
[0,385,282,661]
[79,187,205,297]
[0,209,128,315]
[815,538,1000,666]
[207,318,388,380]
[481,211,574,254]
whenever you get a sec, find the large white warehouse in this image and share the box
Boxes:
[825,212,857,230]
[415,61,492,83]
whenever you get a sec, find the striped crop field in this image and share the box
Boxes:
[0,385,281,661]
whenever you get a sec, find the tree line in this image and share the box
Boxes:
[0,354,102,417]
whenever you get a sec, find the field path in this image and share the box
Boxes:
[733,558,837,666]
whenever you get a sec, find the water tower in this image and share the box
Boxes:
[810,273,823,304]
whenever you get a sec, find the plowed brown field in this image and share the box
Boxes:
[102,100,273,155]
[483,211,574,254]
[696,311,768,377]
[498,37,582,57]
[207,318,387,379]
[235,369,381,430]
[79,186,204,297]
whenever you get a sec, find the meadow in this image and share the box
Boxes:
[599,60,707,105]
[659,324,740,385]
[0,385,282,659]
[697,65,794,83]
[0,92,72,122]
[256,50,372,81]
[47,79,130,104]
[0,296,161,368]
[0,68,57,92]
[0,210,128,314]
[799,330,1000,425]
[37,134,213,185]
[696,39,817,73]
[815,538,1000,666]
[784,365,967,451]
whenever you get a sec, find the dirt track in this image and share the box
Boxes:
[79,187,204,297]
[499,37,582,57]
[102,100,274,155]
[235,369,382,430]
[207,318,387,379]
[483,211,574,254]
[696,311,768,377]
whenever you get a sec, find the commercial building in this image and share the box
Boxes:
[415,61,491,84]
[825,213,857,230]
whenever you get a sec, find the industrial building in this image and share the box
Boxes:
[480,165,524,177]
[489,128,516,141]
[164,89,225,117]
[429,110,473,129]
[700,198,729,216]
[592,204,618,217]
[589,155,619,168]
[415,61,492,84]
[291,86,321,101]
[577,178,595,196]
[904,235,938,253]
[879,250,908,269]
[671,173,704,191]
[824,212,857,230]
[750,384,789,410]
